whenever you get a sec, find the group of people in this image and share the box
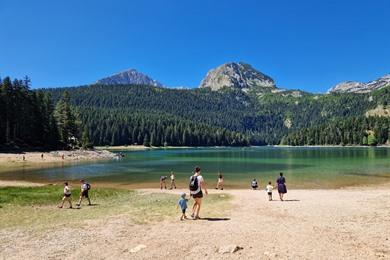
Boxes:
[58,179,92,209]
[176,169,288,220]
[251,172,287,201]
[160,172,177,189]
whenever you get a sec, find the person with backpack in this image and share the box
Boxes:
[76,179,92,207]
[189,166,208,220]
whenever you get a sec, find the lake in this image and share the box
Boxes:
[1,147,389,189]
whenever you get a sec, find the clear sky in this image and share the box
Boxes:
[1,0,389,92]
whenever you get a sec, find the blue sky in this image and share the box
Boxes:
[1,0,389,92]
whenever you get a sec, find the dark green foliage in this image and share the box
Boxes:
[0,77,60,149]
[54,91,80,149]
[42,84,390,147]
[281,116,389,146]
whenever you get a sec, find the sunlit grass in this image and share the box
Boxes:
[0,186,231,230]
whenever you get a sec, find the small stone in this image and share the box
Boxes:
[130,244,147,253]
[218,245,243,254]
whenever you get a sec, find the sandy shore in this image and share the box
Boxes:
[0,149,116,173]
[0,186,389,259]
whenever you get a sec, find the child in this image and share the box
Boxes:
[177,192,188,220]
[266,181,273,201]
[58,182,72,208]
[251,179,258,190]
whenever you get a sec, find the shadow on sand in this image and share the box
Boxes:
[199,217,230,221]
[281,199,300,202]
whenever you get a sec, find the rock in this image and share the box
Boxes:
[327,74,390,93]
[218,245,243,254]
[199,62,276,91]
[96,69,163,87]
[129,244,147,253]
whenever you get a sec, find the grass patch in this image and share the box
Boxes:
[0,186,232,230]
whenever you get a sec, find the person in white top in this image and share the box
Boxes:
[170,172,176,189]
[189,166,208,219]
[58,182,72,208]
[266,181,273,201]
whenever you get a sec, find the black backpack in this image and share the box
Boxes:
[86,183,91,190]
[189,175,199,191]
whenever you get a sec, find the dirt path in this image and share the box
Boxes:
[1,188,389,259]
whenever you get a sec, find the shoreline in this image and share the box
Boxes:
[0,149,116,174]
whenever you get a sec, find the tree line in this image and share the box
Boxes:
[0,76,90,150]
[281,116,390,146]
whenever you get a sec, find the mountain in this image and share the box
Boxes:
[199,62,276,91]
[95,69,163,87]
[328,75,390,93]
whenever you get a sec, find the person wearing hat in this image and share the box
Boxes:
[76,179,92,207]
[177,192,188,220]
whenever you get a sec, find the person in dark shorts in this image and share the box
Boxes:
[266,181,273,201]
[58,182,72,208]
[276,172,287,201]
[177,192,188,220]
[189,166,208,220]
[251,179,258,190]
[160,176,167,189]
[77,179,91,207]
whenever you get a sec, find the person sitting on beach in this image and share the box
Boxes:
[76,179,92,207]
[276,172,287,201]
[170,172,176,189]
[189,166,208,220]
[177,192,188,220]
[160,176,167,189]
[215,173,224,190]
[266,181,273,201]
[251,179,258,190]
[58,182,72,208]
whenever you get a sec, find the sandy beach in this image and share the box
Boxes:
[0,150,116,173]
[0,185,389,259]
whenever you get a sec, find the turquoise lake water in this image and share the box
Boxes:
[1,147,389,188]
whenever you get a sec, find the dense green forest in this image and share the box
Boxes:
[2,75,389,149]
[0,77,82,150]
[281,116,390,146]
[44,83,390,146]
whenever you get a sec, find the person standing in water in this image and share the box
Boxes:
[160,176,167,189]
[276,172,287,201]
[189,166,208,220]
[170,172,176,189]
[215,173,224,190]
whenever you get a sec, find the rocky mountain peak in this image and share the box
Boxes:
[199,62,276,91]
[328,74,390,94]
[95,69,163,87]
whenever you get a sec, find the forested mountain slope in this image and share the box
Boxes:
[42,84,390,146]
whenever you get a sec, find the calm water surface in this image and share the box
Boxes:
[1,147,389,188]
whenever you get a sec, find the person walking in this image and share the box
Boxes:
[189,166,208,220]
[58,182,72,208]
[170,172,176,189]
[276,172,287,201]
[76,179,92,207]
[215,173,224,190]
